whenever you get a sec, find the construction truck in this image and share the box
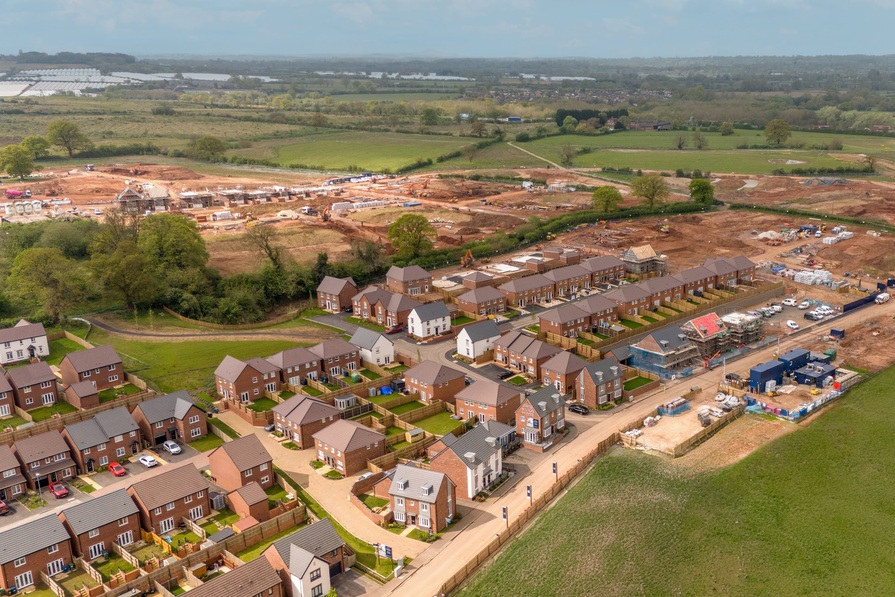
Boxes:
[460,249,474,268]
[545,232,556,241]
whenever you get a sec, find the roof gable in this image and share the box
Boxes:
[135,391,198,424]
[61,489,139,535]
[0,515,70,564]
[272,395,341,425]
[455,380,521,407]
[62,345,121,373]
[457,286,504,304]
[268,519,344,567]
[129,464,210,510]
[411,301,450,322]
[317,275,356,295]
[0,320,46,345]
[542,351,589,375]
[209,434,271,472]
[312,420,384,453]
[387,265,431,282]
[520,387,566,417]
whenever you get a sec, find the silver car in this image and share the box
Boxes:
[161,440,182,455]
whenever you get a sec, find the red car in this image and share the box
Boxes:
[109,462,127,477]
[48,481,69,499]
[385,323,403,334]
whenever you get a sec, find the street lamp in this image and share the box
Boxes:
[35,472,42,506]
[526,484,532,506]
[552,462,558,481]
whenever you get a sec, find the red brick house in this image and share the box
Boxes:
[64,381,99,410]
[575,358,625,408]
[272,395,341,449]
[351,286,392,323]
[0,373,14,420]
[515,387,566,451]
[58,488,141,560]
[12,430,76,490]
[381,293,423,328]
[131,390,207,446]
[493,330,531,369]
[309,339,360,378]
[538,303,590,338]
[208,434,274,492]
[701,257,738,289]
[429,423,504,500]
[543,264,591,298]
[704,256,756,286]
[6,361,59,412]
[266,347,322,385]
[456,286,506,316]
[313,420,385,476]
[184,557,283,597]
[226,481,271,523]
[61,406,141,473]
[404,360,466,405]
[603,284,652,317]
[263,518,348,589]
[386,265,432,296]
[581,254,627,285]
[388,464,456,533]
[0,516,73,592]
[454,380,521,425]
[577,294,620,332]
[541,351,589,396]
[639,275,685,309]
[497,274,553,307]
[316,276,357,313]
[127,464,211,534]
[58,345,124,391]
[461,270,496,289]
[0,444,26,502]
[673,266,718,296]
[494,331,561,378]
[215,356,281,403]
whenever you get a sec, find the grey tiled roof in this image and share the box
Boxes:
[542,264,589,283]
[134,390,198,424]
[288,544,318,578]
[404,360,464,386]
[581,254,624,273]
[576,293,619,315]
[180,557,281,597]
[639,325,691,352]
[267,518,344,568]
[209,434,271,472]
[388,463,449,503]
[673,266,716,284]
[521,387,566,418]
[312,420,384,453]
[317,275,356,295]
[458,320,501,343]
[455,380,521,408]
[0,320,46,345]
[0,515,71,564]
[457,286,504,304]
[579,357,624,385]
[387,265,431,282]
[13,430,70,464]
[62,345,121,373]
[265,347,320,370]
[539,303,589,325]
[603,285,651,303]
[214,355,251,383]
[386,293,422,313]
[6,361,55,389]
[61,488,139,536]
[128,464,209,511]
[349,327,389,351]
[638,275,683,294]
[272,395,340,426]
[542,351,589,375]
[411,301,450,322]
[703,257,737,275]
[233,481,267,506]
[520,339,561,361]
[438,424,502,468]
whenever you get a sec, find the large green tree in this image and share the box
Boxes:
[137,214,209,272]
[387,214,436,260]
[47,119,92,157]
[764,119,792,146]
[7,247,87,322]
[688,178,714,205]
[592,186,623,213]
[90,240,158,309]
[90,207,141,255]
[187,136,227,161]
[21,136,50,160]
[0,144,37,180]
[630,174,670,209]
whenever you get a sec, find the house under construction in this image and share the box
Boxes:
[681,312,729,360]
[720,311,763,346]
[621,244,668,277]
[628,325,700,379]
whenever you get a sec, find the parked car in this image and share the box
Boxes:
[786,320,800,330]
[264,422,276,432]
[109,462,127,477]
[798,300,811,310]
[725,373,743,383]
[497,370,514,380]
[464,376,473,386]
[358,472,374,482]
[0,499,10,515]
[816,305,834,315]
[769,304,783,313]
[161,440,182,455]
[567,404,589,415]
[138,455,159,468]
[782,298,798,307]
[804,311,823,321]
[385,324,403,334]
[48,481,69,499]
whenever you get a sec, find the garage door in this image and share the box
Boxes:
[154,433,167,445]
[329,561,343,577]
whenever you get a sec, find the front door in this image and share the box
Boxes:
[86,458,95,473]
[0,487,6,500]
[47,559,65,576]
[88,542,105,560]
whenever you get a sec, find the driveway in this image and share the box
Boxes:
[333,568,382,597]
[307,314,360,335]
[0,483,91,530]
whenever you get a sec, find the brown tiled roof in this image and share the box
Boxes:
[312,420,384,453]
[128,464,210,510]
[386,293,422,313]
[0,445,20,472]
[352,286,392,306]
[6,361,56,389]
[404,360,465,385]
[455,380,521,408]
[209,434,271,472]
[498,274,551,294]
[387,265,431,282]
[603,285,651,303]
[638,275,683,294]
[309,339,358,360]
[539,303,589,325]
[272,395,340,425]
[66,380,98,398]
[542,264,589,283]
[214,355,251,383]
[13,430,69,463]
[265,347,320,370]
[317,276,356,295]
[0,320,46,345]
[542,351,589,375]
[180,557,281,597]
[233,481,267,506]
[581,255,624,273]
[673,266,716,284]
[457,286,504,304]
[61,345,121,373]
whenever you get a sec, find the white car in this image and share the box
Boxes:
[161,440,182,455]
[786,320,800,330]
[816,305,834,315]
[138,455,159,468]
[782,298,798,307]
[769,304,783,313]
[798,300,811,310]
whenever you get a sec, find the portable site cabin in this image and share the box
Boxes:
[750,360,785,393]
[793,363,836,386]
[779,348,810,373]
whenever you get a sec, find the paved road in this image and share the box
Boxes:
[372,299,895,596]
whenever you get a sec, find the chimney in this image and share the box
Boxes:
[464,452,476,463]
[538,401,547,410]
[610,366,618,375]
[485,437,496,447]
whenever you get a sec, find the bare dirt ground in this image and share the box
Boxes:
[837,314,895,371]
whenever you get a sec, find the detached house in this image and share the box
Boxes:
[0,319,49,366]
[515,387,566,451]
[6,361,59,412]
[389,464,456,533]
[184,557,283,597]
[58,345,124,391]
[61,406,141,473]
[407,302,451,340]
[404,361,466,405]
[316,276,357,313]
[456,320,501,361]
[349,327,394,367]
[541,351,589,396]
[128,464,210,534]
[266,347,322,386]
[272,395,341,449]
[386,265,432,296]
[313,420,385,475]
[429,424,503,500]
[382,293,423,328]
[131,390,207,446]
[0,445,26,502]
[628,326,701,379]
[263,518,348,594]
[455,380,521,425]
[497,274,553,308]
[456,286,506,317]
[215,355,281,402]
[12,430,76,490]
[208,434,274,492]
[351,286,393,323]
[58,489,141,560]
[0,373,14,419]
[0,516,73,592]
[309,339,360,378]
[576,358,625,408]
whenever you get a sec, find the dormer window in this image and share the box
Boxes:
[397,479,408,491]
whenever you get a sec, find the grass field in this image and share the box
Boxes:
[85,329,298,393]
[460,367,895,597]
[268,131,471,171]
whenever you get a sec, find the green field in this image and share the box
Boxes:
[86,329,298,393]
[460,367,895,597]
[267,131,471,170]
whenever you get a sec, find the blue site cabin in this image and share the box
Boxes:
[793,363,837,386]
[750,360,785,392]
[779,348,810,373]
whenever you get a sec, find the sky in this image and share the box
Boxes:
[3,0,895,59]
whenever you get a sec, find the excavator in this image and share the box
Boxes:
[460,249,474,268]
[321,206,331,222]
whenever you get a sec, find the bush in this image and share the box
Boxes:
[515,132,531,142]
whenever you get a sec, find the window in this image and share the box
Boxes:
[191,427,202,438]
[119,517,129,526]
[184,495,192,503]
[420,502,429,512]
[188,505,203,520]
[2,469,14,478]
[47,544,58,554]
[311,585,324,597]
[197,491,203,498]
[14,557,26,567]
[108,364,116,371]
[108,375,119,383]
[261,476,269,484]
[189,415,199,424]
[166,502,175,511]
[244,469,253,477]
[394,511,405,522]
[89,529,100,538]
[40,381,52,389]
[129,431,136,437]
[419,517,430,528]
[99,456,108,466]
[310,568,321,581]
[83,371,91,378]
[116,447,125,457]
[83,448,91,455]
[395,497,404,507]
[259,463,268,471]
[154,507,162,515]
[155,421,164,429]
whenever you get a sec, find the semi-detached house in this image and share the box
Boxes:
[456,286,506,316]
[541,351,589,396]
[266,347,322,386]
[272,395,341,449]
[12,430,76,490]
[602,284,652,317]
[215,355,281,402]
[6,361,59,412]
[0,320,49,366]
[580,254,626,285]
[0,444,26,502]
[131,390,207,446]
[454,380,521,425]
[127,464,211,534]
[0,515,73,592]
[403,360,466,405]
[61,406,142,473]
[577,293,620,330]
[313,420,385,476]
[309,339,360,378]
[58,488,141,560]
[538,303,590,338]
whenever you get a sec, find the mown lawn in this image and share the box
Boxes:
[413,412,462,435]
[246,398,278,412]
[623,376,653,391]
[460,367,895,597]
[188,434,224,452]
[29,401,78,422]
[46,338,85,366]
[389,401,425,415]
